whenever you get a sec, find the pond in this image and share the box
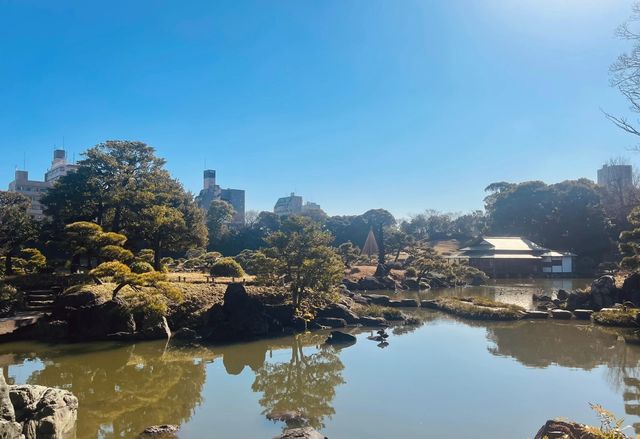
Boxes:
[383,277,594,309]
[2,302,640,438]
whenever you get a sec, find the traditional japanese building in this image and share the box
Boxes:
[451,236,575,277]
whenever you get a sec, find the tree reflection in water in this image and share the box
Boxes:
[2,332,347,438]
[251,332,345,430]
[15,341,208,439]
[484,320,640,434]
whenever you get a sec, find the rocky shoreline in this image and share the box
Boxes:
[4,272,640,346]
[0,373,78,439]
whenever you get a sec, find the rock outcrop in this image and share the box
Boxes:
[1,377,78,439]
[67,297,136,339]
[534,420,620,439]
[274,427,327,439]
[139,424,179,438]
[203,283,299,341]
[325,330,356,345]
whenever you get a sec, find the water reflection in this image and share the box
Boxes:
[252,333,345,430]
[482,318,640,433]
[3,342,208,439]
[3,308,640,438]
[0,332,345,438]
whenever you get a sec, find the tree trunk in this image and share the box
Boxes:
[70,254,80,274]
[112,282,127,300]
[4,253,13,275]
[377,225,386,265]
[395,248,401,262]
[153,243,162,271]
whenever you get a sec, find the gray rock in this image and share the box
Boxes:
[524,311,549,319]
[0,372,15,422]
[139,424,179,438]
[566,291,592,311]
[325,330,356,345]
[573,309,594,320]
[172,327,199,341]
[67,298,136,339]
[357,316,389,327]
[357,277,387,290]
[314,317,346,328]
[140,316,172,340]
[591,275,619,311]
[388,299,419,308]
[0,420,23,439]
[550,309,573,320]
[274,427,327,439]
[316,303,359,324]
[420,300,438,309]
[266,410,306,424]
[363,294,390,306]
[9,385,78,439]
[622,272,640,306]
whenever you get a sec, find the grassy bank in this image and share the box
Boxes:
[431,297,526,321]
[592,308,639,328]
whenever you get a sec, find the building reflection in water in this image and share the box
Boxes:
[483,319,640,434]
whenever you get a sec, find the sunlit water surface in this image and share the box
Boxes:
[2,278,639,439]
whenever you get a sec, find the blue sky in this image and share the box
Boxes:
[1,0,638,218]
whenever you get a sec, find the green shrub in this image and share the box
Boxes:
[405,267,417,278]
[210,257,245,278]
[0,284,21,303]
[130,261,155,274]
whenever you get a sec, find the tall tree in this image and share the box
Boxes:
[619,207,640,270]
[484,179,611,271]
[255,216,344,310]
[42,140,207,259]
[0,192,36,275]
[606,3,640,147]
[206,200,235,250]
[138,205,203,270]
[361,209,396,264]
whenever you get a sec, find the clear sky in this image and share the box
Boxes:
[1,0,638,218]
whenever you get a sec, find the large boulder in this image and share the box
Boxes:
[314,317,346,328]
[139,315,171,340]
[325,330,356,345]
[0,374,22,439]
[363,294,390,306]
[356,277,387,291]
[566,291,592,311]
[622,272,640,306]
[341,279,360,291]
[139,424,179,438]
[52,290,106,320]
[67,297,136,339]
[590,275,619,311]
[9,385,78,439]
[315,303,359,324]
[534,420,604,439]
[203,283,290,341]
[274,427,327,439]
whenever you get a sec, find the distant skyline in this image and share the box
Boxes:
[1,0,639,218]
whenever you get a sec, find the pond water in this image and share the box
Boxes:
[2,303,640,438]
[386,277,594,309]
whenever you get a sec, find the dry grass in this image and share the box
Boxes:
[345,265,406,281]
[592,308,639,328]
[429,239,461,256]
[166,271,254,284]
[433,296,526,321]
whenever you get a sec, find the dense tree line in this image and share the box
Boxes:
[2,139,640,281]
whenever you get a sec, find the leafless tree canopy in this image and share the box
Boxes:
[607,2,640,147]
